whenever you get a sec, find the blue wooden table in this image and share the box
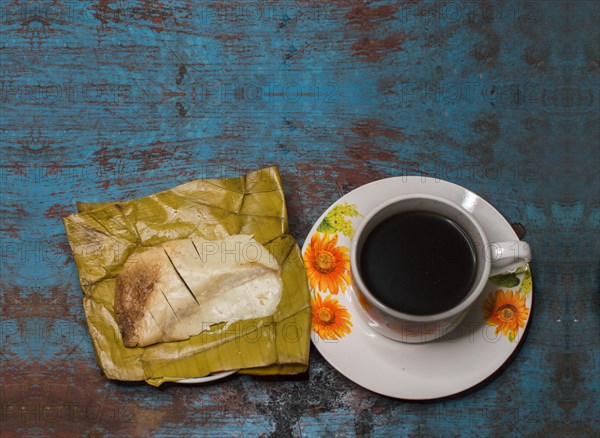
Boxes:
[1,1,599,436]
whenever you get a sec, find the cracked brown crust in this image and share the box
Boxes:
[114,259,161,347]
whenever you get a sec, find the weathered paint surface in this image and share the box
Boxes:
[1,0,599,436]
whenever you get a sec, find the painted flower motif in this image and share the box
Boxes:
[311,293,352,340]
[304,232,351,294]
[518,267,532,296]
[483,289,530,342]
[317,203,361,238]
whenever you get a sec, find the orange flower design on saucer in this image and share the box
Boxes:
[304,203,361,341]
[483,289,530,342]
[304,233,351,295]
[311,293,352,340]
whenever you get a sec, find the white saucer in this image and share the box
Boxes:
[302,177,533,400]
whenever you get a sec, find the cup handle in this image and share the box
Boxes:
[488,241,531,276]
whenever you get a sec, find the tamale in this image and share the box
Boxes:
[115,235,283,347]
[63,167,311,385]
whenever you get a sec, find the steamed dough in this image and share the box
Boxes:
[114,235,282,347]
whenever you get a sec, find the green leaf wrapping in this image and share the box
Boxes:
[63,167,310,386]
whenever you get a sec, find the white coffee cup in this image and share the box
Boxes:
[350,194,531,343]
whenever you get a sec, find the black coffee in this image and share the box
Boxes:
[359,211,476,315]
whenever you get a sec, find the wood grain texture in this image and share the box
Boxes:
[1,0,599,436]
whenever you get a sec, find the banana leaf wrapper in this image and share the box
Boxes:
[63,167,310,386]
